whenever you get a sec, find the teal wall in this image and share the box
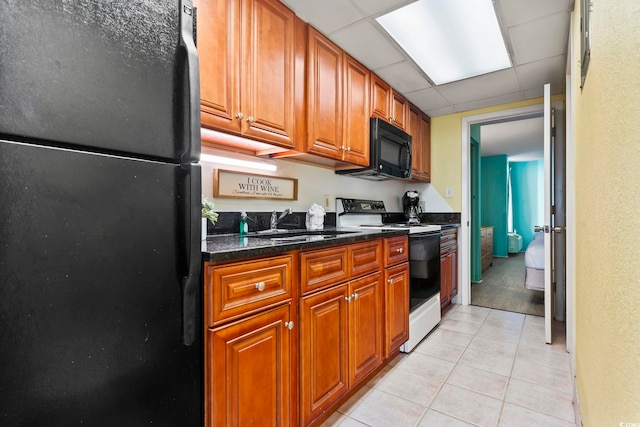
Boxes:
[481,155,508,257]
[510,160,544,250]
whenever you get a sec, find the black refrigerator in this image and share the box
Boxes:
[0,1,203,425]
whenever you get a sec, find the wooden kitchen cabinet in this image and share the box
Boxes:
[408,104,431,182]
[195,0,297,149]
[204,253,296,427]
[208,304,294,427]
[440,228,458,313]
[300,284,349,426]
[382,235,410,356]
[370,73,407,130]
[306,27,370,166]
[299,241,383,426]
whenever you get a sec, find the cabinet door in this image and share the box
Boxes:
[408,105,423,179]
[300,285,349,426]
[384,263,410,356]
[342,54,370,166]
[208,304,292,427]
[390,91,408,130]
[419,113,431,181]
[370,73,391,122]
[241,0,296,148]
[440,254,451,311]
[450,249,458,299]
[307,27,343,159]
[348,273,383,386]
[195,0,241,133]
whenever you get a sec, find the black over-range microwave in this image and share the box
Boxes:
[337,118,412,181]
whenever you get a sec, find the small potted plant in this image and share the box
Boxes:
[202,196,219,239]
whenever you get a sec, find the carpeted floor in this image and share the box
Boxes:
[471,253,545,316]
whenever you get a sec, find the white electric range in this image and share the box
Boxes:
[336,198,442,352]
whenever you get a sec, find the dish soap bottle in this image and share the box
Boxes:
[239,211,248,236]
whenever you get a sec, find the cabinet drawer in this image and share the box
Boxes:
[383,235,408,267]
[349,239,382,278]
[205,255,293,326]
[300,246,349,294]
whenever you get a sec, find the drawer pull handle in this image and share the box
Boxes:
[284,321,294,330]
[254,281,266,292]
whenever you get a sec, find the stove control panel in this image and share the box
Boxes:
[337,198,386,214]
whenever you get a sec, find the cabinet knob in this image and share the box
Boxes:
[235,112,244,120]
[396,248,403,254]
[345,295,352,302]
[284,321,294,330]
[254,281,266,292]
[346,146,351,152]
[388,278,394,284]
[246,116,255,123]
[353,292,359,300]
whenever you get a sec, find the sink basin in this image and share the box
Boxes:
[251,230,359,242]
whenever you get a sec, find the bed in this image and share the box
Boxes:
[524,232,545,291]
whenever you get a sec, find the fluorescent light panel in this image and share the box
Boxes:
[377,0,511,85]
[200,153,277,172]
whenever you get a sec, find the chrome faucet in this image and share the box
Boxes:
[270,208,292,230]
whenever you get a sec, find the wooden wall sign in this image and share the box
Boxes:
[214,169,298,200]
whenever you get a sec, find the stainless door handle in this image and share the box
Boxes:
[534,226,542,232]
[553,226,564,233]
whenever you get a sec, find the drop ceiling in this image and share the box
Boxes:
[281,0,572,118]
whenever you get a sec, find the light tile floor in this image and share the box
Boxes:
[322,304,575,427]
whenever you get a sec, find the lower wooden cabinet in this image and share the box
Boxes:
[300,272,383,426]
[207,303,294,427]
[384,262,409,356]
[440,228,459,313]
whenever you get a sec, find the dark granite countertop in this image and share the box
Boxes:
[201,228,408,263]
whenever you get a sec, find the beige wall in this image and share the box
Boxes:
[572,0,640,424]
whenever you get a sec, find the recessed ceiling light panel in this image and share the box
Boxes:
[377,0,511,85]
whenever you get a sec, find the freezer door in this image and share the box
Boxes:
[0,0,200,163]
[0,141,203,425]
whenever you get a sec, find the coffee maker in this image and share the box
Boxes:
[402,190,422,224]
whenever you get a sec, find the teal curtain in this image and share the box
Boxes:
[480,155,508,257]
[509,160,544,250]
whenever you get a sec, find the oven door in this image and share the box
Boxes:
[408,231,442,311]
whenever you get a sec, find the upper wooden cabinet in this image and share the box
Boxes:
[370,74,407,130]
[306,27,369,166]
[408,104,431,182]
[196,0,297,149]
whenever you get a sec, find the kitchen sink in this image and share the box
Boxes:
[251,229,359,242]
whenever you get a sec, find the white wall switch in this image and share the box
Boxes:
[445,186,454,198]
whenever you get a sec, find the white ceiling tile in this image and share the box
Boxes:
[437,69,520,105]
[329,21,405,70]
[281,0,364,34]
[454,92,524,113]
[405,87,449,112]
[509,12,570,65]
[373,61,431,93]
[424,105,456,117]
[350,0,417,17]
[515,55,566,90]
[497,0,572,27]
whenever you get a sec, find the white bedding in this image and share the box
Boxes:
[525,232,545,270]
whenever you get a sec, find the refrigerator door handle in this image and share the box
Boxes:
[179,0,201,163]
[181,164,202,346]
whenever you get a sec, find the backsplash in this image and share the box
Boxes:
[207,211,337,235]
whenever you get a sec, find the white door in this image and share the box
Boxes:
[543,83,553,344]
